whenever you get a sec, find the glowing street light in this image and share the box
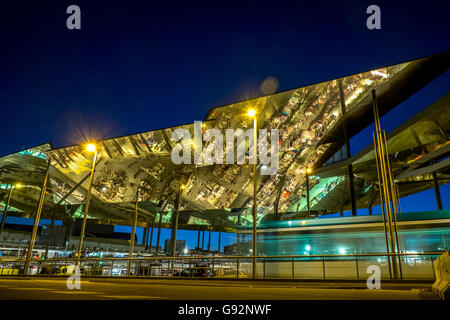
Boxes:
[247,109,256,117]
[86,143,96,152]
[77,142,98,265]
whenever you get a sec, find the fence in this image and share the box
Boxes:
[0,252,440,281]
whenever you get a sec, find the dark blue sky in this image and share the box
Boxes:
[1,1,449,248]
[1,0,449,153]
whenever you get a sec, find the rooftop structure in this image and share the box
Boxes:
[0,52,449,235]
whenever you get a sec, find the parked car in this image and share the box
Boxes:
[173,267,212,277]
[0,268,19,275]
[55,265,84,276]
[39,264,58,275]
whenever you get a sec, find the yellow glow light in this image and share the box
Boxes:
[247,109,256,117]
[86,143,96,152]
[15,184,22,188]
[306,168,312,174]
[180,184,186,190]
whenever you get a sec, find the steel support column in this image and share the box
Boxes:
[24,160,50,275]
[202,230,205,251]
[0,185,13,234]
[371,89,399,279]
[155,213,162,256]
[432,171,443,210]
[46,172,91,256]
[237,215,241,245]
[76,149,98,265]
[338,79,357,216]
[148,222,154,252]
[143,224,148,247]
[170,186,182,257]
[197,230,200,254]
[347,164,357,215]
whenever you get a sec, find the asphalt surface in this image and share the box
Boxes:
[0,277,439,300]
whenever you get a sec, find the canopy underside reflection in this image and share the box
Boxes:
[0,52,449,232]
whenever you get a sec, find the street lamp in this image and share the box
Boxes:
[247,109,257,279]
[247,109,256,117]
[0,183,22,234]
[86,143,96,152]
[306,168,312,218]
[76,143,98,265]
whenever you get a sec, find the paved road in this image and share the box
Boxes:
[0,277,438,300]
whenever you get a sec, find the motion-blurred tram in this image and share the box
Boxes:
[253,210,450,256]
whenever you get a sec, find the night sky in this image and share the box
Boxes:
[1,1,449,249]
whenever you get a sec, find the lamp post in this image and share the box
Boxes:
[76,143,98,266]
[0,183,22,234]
[306,168,312,218]
[247,109,257,279]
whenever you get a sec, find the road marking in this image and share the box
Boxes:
[50,291,104,295]
[34,280,90,284]
[6,287,55,291]
[99,295,166,299]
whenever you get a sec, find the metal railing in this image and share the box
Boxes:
[0,252,441,281]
